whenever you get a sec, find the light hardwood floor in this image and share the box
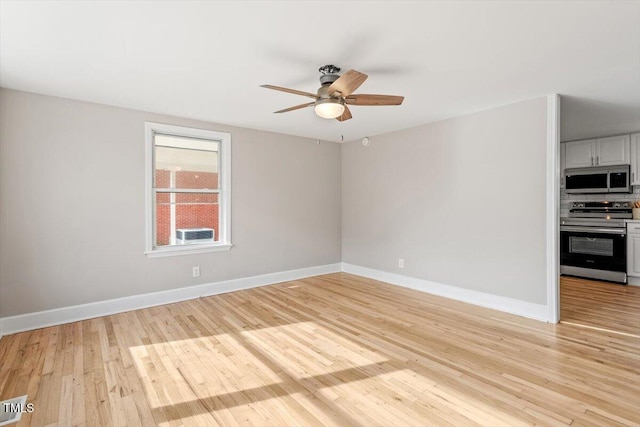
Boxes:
[1,273,639,426]
[560,275,640,336]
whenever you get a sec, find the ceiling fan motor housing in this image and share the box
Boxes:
[317,82,337,99]
[319,73,339,86]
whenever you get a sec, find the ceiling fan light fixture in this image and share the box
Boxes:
[314,98,345,119]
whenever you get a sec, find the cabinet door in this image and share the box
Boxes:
[628,232,640,277]
[595,135,630,166]
[630,133,640,185]
[564,139,595,169]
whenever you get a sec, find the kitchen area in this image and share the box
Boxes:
[560,132,640,334]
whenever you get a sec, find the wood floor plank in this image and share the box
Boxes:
[560,275,640,336]
[1,272,639,426]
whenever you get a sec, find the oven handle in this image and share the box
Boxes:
[560,226,626,235]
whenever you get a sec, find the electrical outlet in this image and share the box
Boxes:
[192,266,200,278]
[398,258,404,268]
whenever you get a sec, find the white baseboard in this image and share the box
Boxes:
[0,263,342,336]
[341,263,549,322]
[0,261,551,337]
[627,276,640,286]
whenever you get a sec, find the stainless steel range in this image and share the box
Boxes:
[560,201,631,283]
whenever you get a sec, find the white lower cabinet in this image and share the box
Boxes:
[627,222,640,285]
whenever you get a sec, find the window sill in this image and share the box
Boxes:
[145,243,233,258]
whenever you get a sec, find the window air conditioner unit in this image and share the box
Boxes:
[175,228,215,244]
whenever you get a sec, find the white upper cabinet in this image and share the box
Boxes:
[630,133,640,185]
[595,135,630,166]
[564,139,596,168]
[563,135,630,169]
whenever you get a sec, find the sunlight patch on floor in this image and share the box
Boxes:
[128,321,389,415]
[129,334,282,409]
[239,321,388,377]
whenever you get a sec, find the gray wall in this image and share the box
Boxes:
[0,89,342,317]
[342,97,548,304]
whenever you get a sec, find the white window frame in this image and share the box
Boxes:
[144,122,232,257]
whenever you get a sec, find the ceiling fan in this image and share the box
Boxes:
[261,65,404,122]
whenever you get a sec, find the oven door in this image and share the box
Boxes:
[560,226,626,281]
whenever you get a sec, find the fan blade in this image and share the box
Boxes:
[260,84,318,99]
[335,105,352,122]
[274,102,315,113]
[345,94,404,106]
[328,70,368,97]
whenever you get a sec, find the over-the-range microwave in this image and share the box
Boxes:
[564,164,631,194]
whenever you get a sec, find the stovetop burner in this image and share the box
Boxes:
[571,201,631,209]
[563,200,632,228]
[567,200,632,221]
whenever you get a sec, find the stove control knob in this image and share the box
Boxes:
[614,202,621,208]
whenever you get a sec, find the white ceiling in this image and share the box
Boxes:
[1,1,639,143]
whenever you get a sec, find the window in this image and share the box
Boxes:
[145,122,231,257]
